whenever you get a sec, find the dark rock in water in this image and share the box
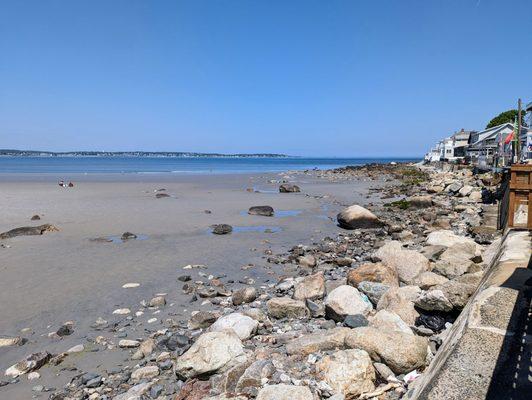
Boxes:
[416,314,447,331]
[204,210,212,214]
[248,206,274,217]
[212,224,233,235]
[0,224,59,240]
[155,193,170,198]
[343,314,369,328]
[56,325,73,337]
[178,275,191,282]
[121,232,137,240]
[30,215,41,221]
[279,183,301,193]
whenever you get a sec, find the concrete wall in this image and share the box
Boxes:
[408,230,531,400]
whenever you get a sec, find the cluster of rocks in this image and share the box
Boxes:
[1,164,500,400]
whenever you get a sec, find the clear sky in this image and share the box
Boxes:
[1,1,531,157]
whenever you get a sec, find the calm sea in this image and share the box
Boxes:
[0,156,418,174]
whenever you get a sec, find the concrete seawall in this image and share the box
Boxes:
[408,229,531,399]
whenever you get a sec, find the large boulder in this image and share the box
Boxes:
[411,271,449,290]
[286,327,350,356]
[369,310,413,335]
[337,205,383,230]
[345,327,428,374]
[433,280,476,310]
[432,242,478,279]
[175,331,246,379]
[377,285,421,325]
[432,260,472,280]
[267,297,308,319]
[324,285,373,322]
[414,290,453,312]
[426,230,477,249]
[248,206,274,216]
[256,384,312,400]
[209,313,258,340]
[316,349,375,397]
[293,272,326,300]
[346,262,399,287]
[374,241,429,284]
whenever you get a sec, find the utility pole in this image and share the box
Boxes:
[516,98,522,162]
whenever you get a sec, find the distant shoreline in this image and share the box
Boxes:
[0,150,290,158]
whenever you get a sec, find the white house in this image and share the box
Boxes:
[450,129,474,160]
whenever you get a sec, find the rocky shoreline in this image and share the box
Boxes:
[0,163,501,400]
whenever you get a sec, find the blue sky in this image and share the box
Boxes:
[1,1,531,157]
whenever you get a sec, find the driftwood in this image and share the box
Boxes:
[0,224,59,240]
[357,382,403,399]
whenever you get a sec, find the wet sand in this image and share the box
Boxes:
[0,170,386,397]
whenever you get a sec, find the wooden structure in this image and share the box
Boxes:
[507,164,532,229]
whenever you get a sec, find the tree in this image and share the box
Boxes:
[486,109,519,129]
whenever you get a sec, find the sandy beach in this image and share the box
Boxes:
[0,170,386,398]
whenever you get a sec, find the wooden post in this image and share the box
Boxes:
[507,164,532,229]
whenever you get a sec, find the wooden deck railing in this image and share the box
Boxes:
[507,164,532,229]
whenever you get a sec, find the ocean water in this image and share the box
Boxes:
[0,156,418,174]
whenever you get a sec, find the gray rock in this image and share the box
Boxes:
[248,206,274,216]
[209,313,258,340]
[377,285,421,325]
[374,241,429,284]
[369,310,413,335]
[286,327,350,356]
[357,281,390,305]
[324,285,373,322]
[212,224,233,235]
[411,272,449,290]
[232,287,257,306]
[175,331,246,379]
[236,360,276,395]
[343,314,369,328]
[279,184,301,193]
[267,297,308,319]
[293,272,326,300]
[188,311,218,330]
[415,290,453,312]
